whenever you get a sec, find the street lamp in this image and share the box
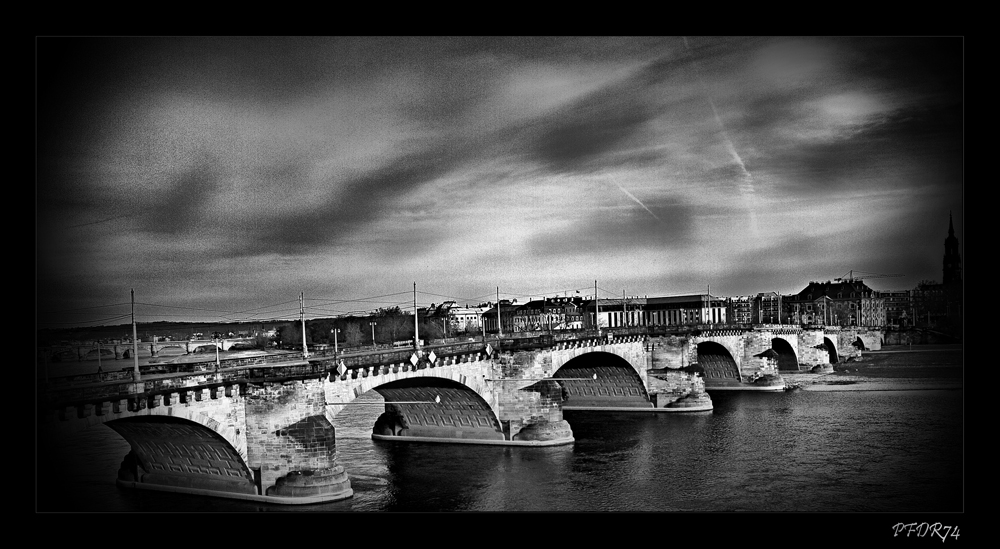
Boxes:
[331,328,340,355]
[212,331,222,371]
[369,321,377,348]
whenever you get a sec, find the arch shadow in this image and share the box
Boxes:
[823,337,839,363]
[105,415,257,495]
[697,341,740,381]
[554,351,650,407]
[371,377,504,440]
[771,337,799,371]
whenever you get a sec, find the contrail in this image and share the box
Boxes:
[65,213,137,229]
[682,37,759,236]
[615,181,662,222]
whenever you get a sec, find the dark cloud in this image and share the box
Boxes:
[523,56,695,174]
[525,198,695,258]
[516,43,764,176]
[532,101,653,172]
[138,160,222,235]
[215,148,461,257]
[760,101,962,196]
[838,37,963,96]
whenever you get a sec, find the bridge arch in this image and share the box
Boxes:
[771,337,799,371]
[83,348,116,361]
[823,337,839,363]
[104,415,256,495]
[155,344,188,354]
[46,403,248,465]
[853,336,867,351]
[553,351,650,407]
[368,377,504,440]
[190,344,220,354]
[49,349,79,362]
[697,341,740,382]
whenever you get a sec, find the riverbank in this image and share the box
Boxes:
[783,344,962,391]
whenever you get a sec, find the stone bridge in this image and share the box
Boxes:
[646,325,883,391]
[40,338,257,362]
[37,326,881,504]
[37,333,709,505]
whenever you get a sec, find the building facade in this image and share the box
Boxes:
[788,280,886,327]
[726,295,754,326]
[581,294,727,329]
[753,292,784,324]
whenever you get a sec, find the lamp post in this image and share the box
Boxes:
[213,331,221,371]
[370,321,377,348]
[331,328,340,355]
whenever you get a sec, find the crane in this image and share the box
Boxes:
[834,270,904,283]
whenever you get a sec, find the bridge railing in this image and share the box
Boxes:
[39,353,323,411]
[307,329,668,372]
[41,351,311,389]
[38,331,653,411]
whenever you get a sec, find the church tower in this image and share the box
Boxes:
[943,213,962,285]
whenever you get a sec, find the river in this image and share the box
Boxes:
[35,345,963,514]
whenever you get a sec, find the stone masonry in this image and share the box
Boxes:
[243,378,350,497]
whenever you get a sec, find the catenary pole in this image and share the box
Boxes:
[300,292,309,357]
[595,280,601,337]
[414,282,420,351]
[497,287,502,337]
[131,288,140,382]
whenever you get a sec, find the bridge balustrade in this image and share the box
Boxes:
[40,331,656,415]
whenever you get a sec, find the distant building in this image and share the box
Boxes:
[788,280,885,327]
[753,292,783,324]
[482,300,521,334]
[512,297,585,331]
[881,289,912,327]
[580,294,726,329]
[909,214,963,333]
[726,295,754,325]
[447,305,489,334]
[644,294,726,327]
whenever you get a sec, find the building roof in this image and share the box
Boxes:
[794,280,875,301]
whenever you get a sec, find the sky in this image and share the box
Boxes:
[36,36,963,328]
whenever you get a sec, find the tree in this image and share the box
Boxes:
[375,306,404,317]
[419,320,444,340]
[307,319,335,344]
[276,323,303,348]
[342,323,364,347]
[254,334,272,349]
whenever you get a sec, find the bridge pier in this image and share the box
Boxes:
[244,379,352,500]
[495,379,573,442]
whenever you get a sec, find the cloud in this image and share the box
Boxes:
[525,196,696,258]
[35,37,963,327]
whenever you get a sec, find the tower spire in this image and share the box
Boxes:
[943,212,961,285]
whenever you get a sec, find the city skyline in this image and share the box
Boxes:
[36,37,963,327]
